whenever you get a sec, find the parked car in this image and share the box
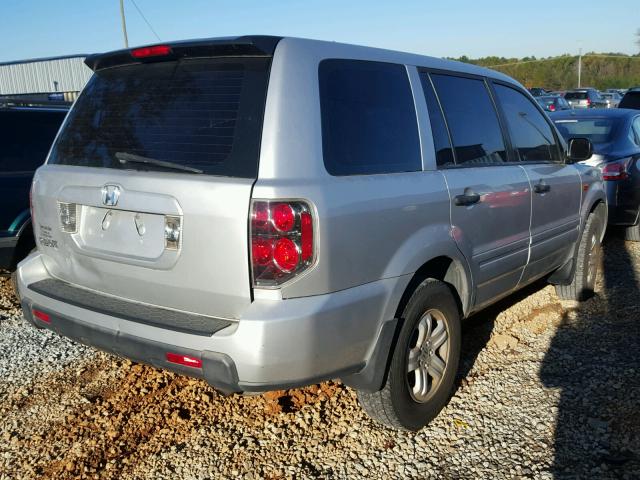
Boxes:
[565,89,607,109]
[619,87,640,110]
[601,92,622,108]
[528,87,550,97]
[0,106,67,271]
[535,95,572,112]
[15,36,605,431]
[552,109,640,239]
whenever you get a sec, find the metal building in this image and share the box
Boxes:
[0,55,92,97]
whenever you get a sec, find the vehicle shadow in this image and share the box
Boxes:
[540,234,640,478]
[457,279,548,385]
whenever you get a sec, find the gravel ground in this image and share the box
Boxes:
[1,235,639,479]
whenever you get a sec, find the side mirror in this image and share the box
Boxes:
[567,137,593,163]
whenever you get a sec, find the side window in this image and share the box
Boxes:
[419,73,454,167]
[318,59,421,175]
[494,84,560,163]
[0,111,64,173]
[430,73,507,166]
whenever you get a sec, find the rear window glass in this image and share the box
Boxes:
[319,59,421,175]
[553,118,618,144]
[0,110,66,172]
[565,92,588,100]
[49,57,271,178]
[620,92,640,109]
[536,97,555,106]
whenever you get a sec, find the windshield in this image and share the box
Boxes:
[553,118,618,144]
[48,57,271,178]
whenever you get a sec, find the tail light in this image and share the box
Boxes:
[601,158,631,181]
[131,45,172,58]
[586,98,592,107]
[250,200,315,287]
[549,104,556,112]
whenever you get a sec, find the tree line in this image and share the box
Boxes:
[451,53,640,90]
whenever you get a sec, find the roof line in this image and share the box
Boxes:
[0,54,89,67]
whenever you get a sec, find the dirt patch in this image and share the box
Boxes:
[2,354,348,479]
[262,383,342,415]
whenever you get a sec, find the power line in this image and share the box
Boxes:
[129,0,161,42]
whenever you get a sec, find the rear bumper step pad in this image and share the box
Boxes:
[27,278,232,336]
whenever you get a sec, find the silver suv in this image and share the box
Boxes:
[16,36,606,431]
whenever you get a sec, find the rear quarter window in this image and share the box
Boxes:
[318,59,421,175]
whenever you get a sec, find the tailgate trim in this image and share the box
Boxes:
[28,278,233,336]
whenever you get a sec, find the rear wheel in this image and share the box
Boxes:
[357,279,461,431]
[555,206,604,301]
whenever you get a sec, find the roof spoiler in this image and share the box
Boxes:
[84,35,282,71]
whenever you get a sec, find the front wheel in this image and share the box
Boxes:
[555,206,604,301]
[357,279,461,431]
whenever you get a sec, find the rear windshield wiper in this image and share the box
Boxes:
[115,152,204,174]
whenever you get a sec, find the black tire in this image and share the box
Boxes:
[10,270,19,300]
[555,206,604,301]
[624,224,640,242]
[357,279,461,431]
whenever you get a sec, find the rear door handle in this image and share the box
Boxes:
[454,192,481,206]
[534,183,551,194]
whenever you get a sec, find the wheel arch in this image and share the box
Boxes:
[342,253,472,393]
[394,255,471,321]
[549,197,606,285]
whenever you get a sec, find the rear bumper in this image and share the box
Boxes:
[605,183,640,226]
[16,252,405,393]
[607,205,638,226]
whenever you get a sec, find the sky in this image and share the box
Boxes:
[0,0,638,63]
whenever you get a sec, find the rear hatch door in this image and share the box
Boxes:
[33,45,273,320]
[565,91,588,108]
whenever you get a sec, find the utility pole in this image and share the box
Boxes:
[577,47,582,88]
[119,0,129,48]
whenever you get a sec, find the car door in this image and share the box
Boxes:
[421,72,532,309]
[492,83,581,284]
[0,110,65,235]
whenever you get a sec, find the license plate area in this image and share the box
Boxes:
[75,206,167,261]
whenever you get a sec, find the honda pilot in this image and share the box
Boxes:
[16,36,606,430]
